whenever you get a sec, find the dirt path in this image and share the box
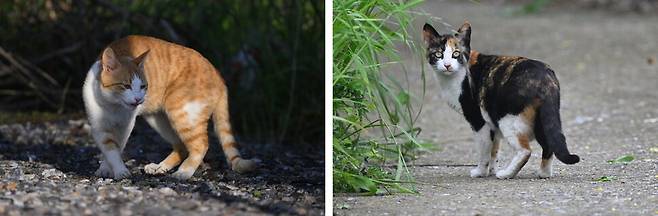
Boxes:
[335,1,658,215]
[0,118,324,215]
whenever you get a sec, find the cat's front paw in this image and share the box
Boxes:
[470,167,489,178]
[113,167,131,179]
[495,169,516,179]
[95,163,113,178]
[144,163,170,175]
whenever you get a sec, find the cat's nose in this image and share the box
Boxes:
[444,64,451,69]
[134,98,143,104]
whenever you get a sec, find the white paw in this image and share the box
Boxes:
[144,163,169,175]
[113,167,131,179]
[495,169,516,179]
[538,169,552,179]
[171,169,194,180]
[95,163,112,178]
[470,167,489,178]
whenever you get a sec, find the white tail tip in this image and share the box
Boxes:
[231,158,257,173]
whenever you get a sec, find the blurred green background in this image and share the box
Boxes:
[0,0,324,147]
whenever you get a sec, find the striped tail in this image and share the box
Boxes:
[213,90,256,173]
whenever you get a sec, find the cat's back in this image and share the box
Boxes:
[104,35,222,114]
[108,35,199,59]
[107,35,217,79]
[471,53,556,84]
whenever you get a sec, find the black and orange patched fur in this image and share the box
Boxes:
[423,22,579,179]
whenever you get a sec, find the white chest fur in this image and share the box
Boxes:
[82,61,138,138]
[437,69,467,114]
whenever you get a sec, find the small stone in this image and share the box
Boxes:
[5,182,17,191]
[122,186,139,192]
[296,208,308,215]
[83,208,93,215]
[41,169,65,180]
[125,159,136,167]
[144,207,171,216]
[119,208,132,215]
[172,200,198,210]
[218,182,238,191]
[158,187,177,196]
[22,174,36,181]
[302,195,316,205]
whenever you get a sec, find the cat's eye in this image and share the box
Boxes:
[452,51,460,58]
[435,52,443,59]
[122,84,131,89]
[140,85,147,89]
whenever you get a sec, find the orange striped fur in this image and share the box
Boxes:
[85,35,255,180]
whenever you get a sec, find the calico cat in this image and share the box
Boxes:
[83,35,256,180]
[422,22,579,179]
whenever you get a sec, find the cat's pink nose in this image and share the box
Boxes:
[444,64,451,69]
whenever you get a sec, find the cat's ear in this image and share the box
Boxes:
[133,50,150,69]
[101,48,119,72]
[423,23,441,45]
[455,21,471,48]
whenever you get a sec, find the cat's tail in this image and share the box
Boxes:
[212,89,256,173]
[539,95,580,164]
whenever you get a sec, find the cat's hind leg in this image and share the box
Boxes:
[534,118,553,178]
[488,131,502,174]
[496,114,533,179]
[143,112,188,175]
[470,125,494,178]
[164,99,212,180]
[538,153,554,178]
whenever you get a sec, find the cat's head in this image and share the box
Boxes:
[422,21,471,76]
[99,47,149,109]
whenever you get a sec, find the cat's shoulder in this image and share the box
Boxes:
[473,52,550,69]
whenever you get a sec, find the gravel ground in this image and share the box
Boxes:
[335,1,658,215]
[0,118,324,215]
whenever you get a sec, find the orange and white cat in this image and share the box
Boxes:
[83,35,256,180]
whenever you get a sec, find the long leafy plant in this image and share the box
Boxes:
[333,0,427,194]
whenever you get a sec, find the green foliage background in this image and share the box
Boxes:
[0,0,324,146]
[333,0,427,194]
